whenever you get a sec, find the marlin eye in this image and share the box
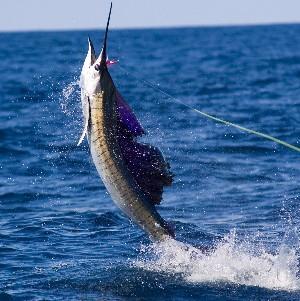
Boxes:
[95,64,100,71]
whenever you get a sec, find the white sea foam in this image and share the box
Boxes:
[135,231,300,291]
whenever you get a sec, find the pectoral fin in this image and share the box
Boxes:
[77,96,90,146]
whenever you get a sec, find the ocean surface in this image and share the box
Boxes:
[1,24,300,300]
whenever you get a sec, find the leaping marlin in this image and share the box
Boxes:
[79,3,174,241]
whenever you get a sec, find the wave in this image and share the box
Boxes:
[135,230,300,291]
[0,292,13,301]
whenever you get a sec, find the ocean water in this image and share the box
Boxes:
[1,25,300,300]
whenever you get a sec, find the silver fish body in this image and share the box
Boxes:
[79,3,173,241]
[88,80,171,240]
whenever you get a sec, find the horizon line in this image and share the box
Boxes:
[0,21,300,34]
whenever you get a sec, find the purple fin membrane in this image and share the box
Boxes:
[115,92,173,205]
[116,91,145,137]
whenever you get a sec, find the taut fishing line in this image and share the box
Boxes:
[117,64,300,153]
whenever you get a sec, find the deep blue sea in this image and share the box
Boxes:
[1,25,300,300]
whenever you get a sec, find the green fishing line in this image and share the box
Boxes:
[118,64,300,153]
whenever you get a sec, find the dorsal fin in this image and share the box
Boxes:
[118,137,173,205]
[115,91,173,205]
[116,90,145,137]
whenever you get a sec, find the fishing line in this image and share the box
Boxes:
[117,64,300,153]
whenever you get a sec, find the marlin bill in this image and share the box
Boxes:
[78,3,174,241]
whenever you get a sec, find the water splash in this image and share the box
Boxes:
[135,231,300,291]
[61,79,80,115]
